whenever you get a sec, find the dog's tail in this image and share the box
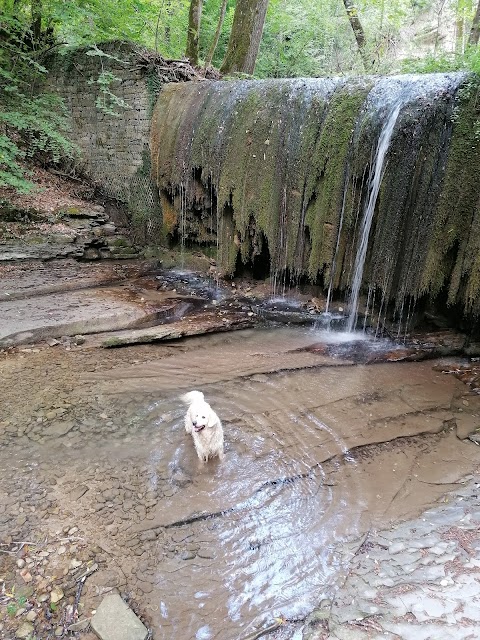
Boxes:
[180,390,205,405]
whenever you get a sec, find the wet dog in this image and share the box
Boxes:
[181,390,224,462]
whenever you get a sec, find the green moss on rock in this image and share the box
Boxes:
[151,73,480,319]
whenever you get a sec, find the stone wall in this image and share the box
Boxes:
[47,42,161,241]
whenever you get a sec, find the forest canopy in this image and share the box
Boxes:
[2,0,480,76]
[1,0,480,191]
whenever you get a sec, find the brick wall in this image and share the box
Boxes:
[47,42,161,241]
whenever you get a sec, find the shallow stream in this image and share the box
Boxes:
[1,325,479,639]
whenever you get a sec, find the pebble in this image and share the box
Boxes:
[50,586,64,603]
[70,558,83,569]
[15,622,34,639]
[20,570,33,583]
[25,610,37,622]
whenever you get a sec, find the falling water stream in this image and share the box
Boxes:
[345,102,402,332]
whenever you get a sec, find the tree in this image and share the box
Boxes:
[205,0,228,67]
[220,0,270,75]
[0,7,75,192]
[469,0,480,44]
[342,0,370,69]
[186,0,203,64]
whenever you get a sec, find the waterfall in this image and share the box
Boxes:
[345,102,402,333]
[151,72,480,319]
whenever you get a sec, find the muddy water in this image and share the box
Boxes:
[1,326,480,639]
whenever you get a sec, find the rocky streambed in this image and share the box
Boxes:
[1,199,480,639]
[1,305,480,640]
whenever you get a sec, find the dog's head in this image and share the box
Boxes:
[190,402,218,432]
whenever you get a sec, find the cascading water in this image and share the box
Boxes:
[345,101,402,333]
[151,72,480,320]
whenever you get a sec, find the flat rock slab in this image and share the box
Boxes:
[0,259,156,301]
[91,311,258,347]
[91,593,148,640]
[0,288,151,347]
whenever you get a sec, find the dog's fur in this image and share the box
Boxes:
[181,390,224,462]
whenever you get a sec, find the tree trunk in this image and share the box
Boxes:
[469,0,480,45]
[186,0,203,65]
[31,0,42,44]
[456,0,465,54]
[342,0,369,69]
[220,0,270,75]
[205,0,228,67]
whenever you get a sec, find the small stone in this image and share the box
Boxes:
[67,618,91,632]
[16,558,26,569]
[43,420,75,437]
[140,531,156,542]
[55,626,64,637]
[50,587,64,603]
[70,559,83,570]
[57,545,66,555]
[91,593,148,640]
[15,622,34,639]
[25,610,37,622]
[20,570,33,583]
[388,542,406,555]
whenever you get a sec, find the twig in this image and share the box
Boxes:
[70,563,99,625]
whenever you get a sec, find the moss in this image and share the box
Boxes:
[420,75,480,312]
[303,80,372,281]
[150,74,480,319]
[160,192,178,236]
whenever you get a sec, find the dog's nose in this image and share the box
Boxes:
[192,421,197,427]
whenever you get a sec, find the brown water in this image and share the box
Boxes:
[1,326,479,639]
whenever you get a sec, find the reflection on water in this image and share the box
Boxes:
[1,326,478,639]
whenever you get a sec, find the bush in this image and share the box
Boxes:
[0,14,76,193]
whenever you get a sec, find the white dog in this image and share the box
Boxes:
[181,390,224,462]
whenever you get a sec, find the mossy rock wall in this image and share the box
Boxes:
[151,73,480,317]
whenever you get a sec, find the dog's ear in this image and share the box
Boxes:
[207,411,219,428]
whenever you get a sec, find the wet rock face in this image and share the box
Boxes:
[0,204,140,263]
[151,74,480,321]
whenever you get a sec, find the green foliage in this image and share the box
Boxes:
[5,593,27,617]
[402,45,480,75]
[88,70,131,117]
[0,12,76,192]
